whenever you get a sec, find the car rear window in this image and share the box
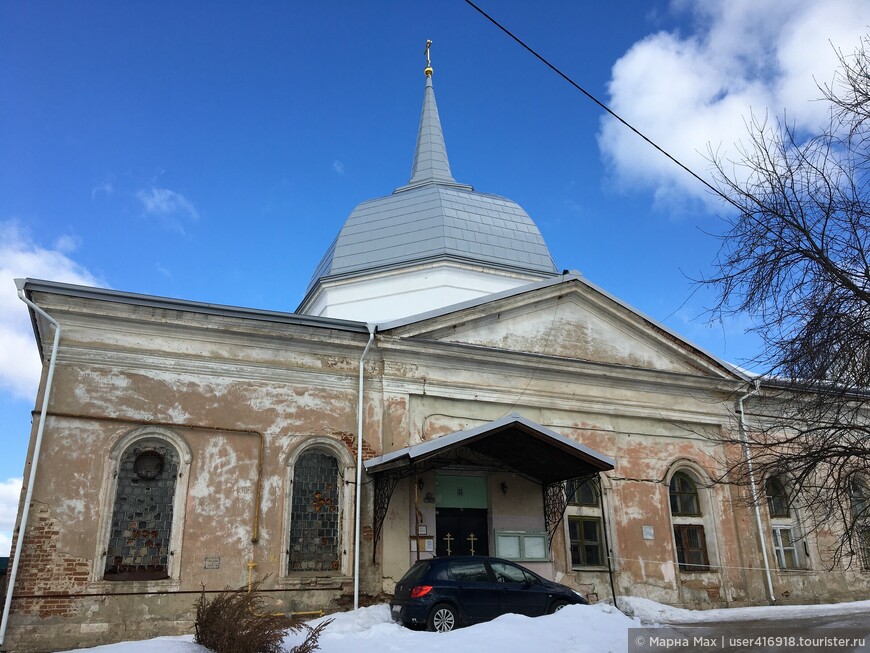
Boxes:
[448,560,490,582]
[399,561,430,583]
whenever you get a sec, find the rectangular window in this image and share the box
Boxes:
[493,531,549,561]
[772,527,800,569]
[673,525,709,572]
[568,517,604,566]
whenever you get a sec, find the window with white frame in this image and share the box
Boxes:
[772,527,800,569]
[765,475,805,570]
[565,477,605,567]
[494,531,549,561]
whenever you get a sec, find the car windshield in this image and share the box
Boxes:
[399,561,430,583]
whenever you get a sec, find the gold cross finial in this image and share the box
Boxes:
[425,40,433,77]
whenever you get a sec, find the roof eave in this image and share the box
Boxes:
[20,278,371,334]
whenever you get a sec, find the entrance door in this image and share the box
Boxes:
[436,507,489,556]
[435,474,489,556]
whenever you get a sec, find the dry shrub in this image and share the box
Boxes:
[194,581,332,653]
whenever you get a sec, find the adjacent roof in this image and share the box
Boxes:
[18,278,369,331]
[304,72,558,296]
[364,413,615,485]
[17,277,372,360]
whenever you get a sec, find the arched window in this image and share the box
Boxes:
[765,475,804,569]
[104,438,180,581]
[850,477,870,569]
[565,478,603,567]
[669,472,700,516]
[288,448,342,573]
[765,476,790,517]
[669,470,709,572]
[566,477,598,506]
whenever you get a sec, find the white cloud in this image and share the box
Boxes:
[136,187,199,233]
[53,234,81,254]
[332,160,346,175]
[91,181,113,198]
[0,477,22,556]
[598,0,870,209]
[0,220,102,399]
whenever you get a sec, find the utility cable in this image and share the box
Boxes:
[463,0,743,212]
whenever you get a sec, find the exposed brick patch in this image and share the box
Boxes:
[10,502,91,618]
[338,432,376,460]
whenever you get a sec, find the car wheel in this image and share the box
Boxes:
[427,603,458,632]
[548,600,568,614]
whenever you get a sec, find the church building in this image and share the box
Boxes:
[5,48,870,652]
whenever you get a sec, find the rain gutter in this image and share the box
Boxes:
[354,324,376,610]
[738,379,776,603]
[1,281,62,647]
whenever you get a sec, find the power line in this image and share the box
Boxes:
[463,0,741,211]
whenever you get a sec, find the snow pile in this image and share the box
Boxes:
[619,595,870,625]
[281,603,638,653]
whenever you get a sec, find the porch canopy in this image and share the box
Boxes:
[364,413,615,557]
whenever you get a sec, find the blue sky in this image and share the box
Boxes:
[2,0,868,552]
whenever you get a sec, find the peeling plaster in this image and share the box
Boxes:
[165,403,191,423]
[260,474,283,514]
[661,561,675,584]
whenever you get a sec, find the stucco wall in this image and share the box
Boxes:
[9,282,870,652]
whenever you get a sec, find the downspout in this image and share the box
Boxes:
[1,280,62,648]
[598,479,619,607]
[353,324,376,610]
[737,379,776,603]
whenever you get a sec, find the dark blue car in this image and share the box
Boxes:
[390,556,588,632]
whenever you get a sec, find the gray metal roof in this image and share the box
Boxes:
[306,184,558,293]
[306,73,558,294]
[400,75,459,190]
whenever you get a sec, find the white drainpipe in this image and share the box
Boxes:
[1,281,62,647]
[738,379,776,603]
[353,324,376,610]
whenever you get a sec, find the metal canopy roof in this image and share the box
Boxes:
[364,413,614,485]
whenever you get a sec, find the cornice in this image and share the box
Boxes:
[375,334,741,397]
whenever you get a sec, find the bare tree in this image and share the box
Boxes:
[706,35,870,567]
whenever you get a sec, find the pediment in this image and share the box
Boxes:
[381,277,741,379]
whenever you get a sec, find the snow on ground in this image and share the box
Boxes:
[619,596,870,625]
[65,597,870,653]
